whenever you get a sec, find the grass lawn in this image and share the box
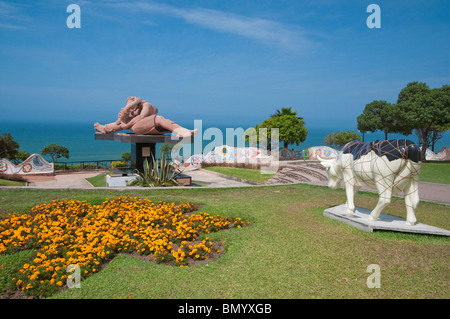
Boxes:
[0,184,449,299]
[203,166,275,184]
[419,162,450,184]
[85,173,109,187]
[0,179,26,187]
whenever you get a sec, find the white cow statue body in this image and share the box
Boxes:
[318,139,422,226]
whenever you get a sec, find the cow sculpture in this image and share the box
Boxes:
[318,139,422,226]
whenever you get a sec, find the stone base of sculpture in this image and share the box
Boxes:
[323,204,450,236]
[105,170,192,187]
[95,132,193,173]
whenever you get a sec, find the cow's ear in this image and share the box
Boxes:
[317,156,333,168]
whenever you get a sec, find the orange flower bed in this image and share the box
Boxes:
[0,196,250,297]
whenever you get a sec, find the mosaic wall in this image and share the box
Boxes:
[179,144,448,168]
[182,145,270,167]
[0,154,54,175]
[305,146,339,160]
[425,147,450,161]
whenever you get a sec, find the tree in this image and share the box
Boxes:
[247,114,308,149]
[395,82,450,161]
[121,152,131,161]
[356,100,398,140]
[41,144,70,163]
[12,151,31,165]
[159,143,175,158]
[429,122,450,152]
[324,130,361,150]
[0,133,20,161]
[255,107,308,148]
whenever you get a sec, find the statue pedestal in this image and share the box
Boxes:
[324,204,450,236]
[95,132,193,173]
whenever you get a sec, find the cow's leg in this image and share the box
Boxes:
[340,163,359,216]
[369,195,391,221]
[403,161,421,225]
[368,156,398,221]
[403,180,419,226]
[344,184,357,216]
[369,182,392,221]
[345,186,360,206]
[352,186,361,212]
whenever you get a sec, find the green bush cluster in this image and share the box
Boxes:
[111,161,128,168]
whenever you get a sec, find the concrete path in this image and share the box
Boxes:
[184,168,253,187]
[412,182,450,206]
[23,171,103,189]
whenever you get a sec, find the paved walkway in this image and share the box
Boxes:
[22,171,105,189]
[185,168,255,187]
[410,182,450,206]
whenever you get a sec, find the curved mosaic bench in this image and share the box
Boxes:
[0,154,54,175]
[305,146,339,160]
[425,147,450,161]
[183,145,271,167]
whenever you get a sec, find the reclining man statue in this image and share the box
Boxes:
[94,96,198,138]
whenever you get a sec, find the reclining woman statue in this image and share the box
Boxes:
[94,96,198,138]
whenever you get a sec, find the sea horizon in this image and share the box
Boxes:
[1,120,449,163]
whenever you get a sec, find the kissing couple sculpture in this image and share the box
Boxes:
[94,96,198,138]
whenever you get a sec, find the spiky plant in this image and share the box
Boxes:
[129,153,182,187]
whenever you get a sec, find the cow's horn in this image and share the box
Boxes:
[317,156,333,168]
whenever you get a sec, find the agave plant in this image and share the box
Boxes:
[129,153,183,187]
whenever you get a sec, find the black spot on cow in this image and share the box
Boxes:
[342,139,421,163]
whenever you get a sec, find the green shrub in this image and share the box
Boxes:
[111,161,128,168]
[0,173,26,182]
[54,163,100,170]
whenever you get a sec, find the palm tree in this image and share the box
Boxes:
[271,107,297,118]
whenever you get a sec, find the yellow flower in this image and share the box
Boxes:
[1,196,249,296]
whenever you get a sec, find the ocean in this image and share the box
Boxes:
[1,120,449,163]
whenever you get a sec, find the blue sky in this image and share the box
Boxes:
[0,0,449,129]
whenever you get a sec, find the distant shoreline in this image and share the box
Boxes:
[1,120,449,163]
